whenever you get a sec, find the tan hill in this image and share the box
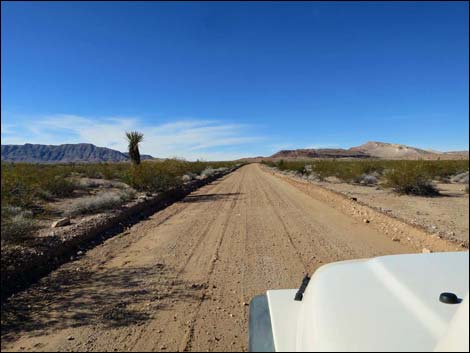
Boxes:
[240,141,469,162]
[350,141,469,160]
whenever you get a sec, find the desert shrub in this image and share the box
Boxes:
[436,175,452,183]
[304,164,313,174]
[64,190,136,216]
[451,171,469,183]
[124,164,181,192]
[383,165,440,196]
[73,178,103,189]
[40,176,76,198]
[72,178,128,190]
[1,163,77,206]
[1,173,36,209]
[181,174,193,183]
[36,189,55,201]
[1,206,37,242]
[182,172,199,182]
[200,167,215,178]
[263,159,468,192]
[265,159,383,182]
[358,174,378,186]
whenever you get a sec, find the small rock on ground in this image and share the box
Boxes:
[51,218,71,228]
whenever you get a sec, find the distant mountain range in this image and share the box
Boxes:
[1,143,155,163]
[243,141,469,161]
[1,141,468,163]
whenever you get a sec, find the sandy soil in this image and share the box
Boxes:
[311,179,469,245]
[0,164,459,352]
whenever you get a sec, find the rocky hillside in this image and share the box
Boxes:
[264,142,468,160]
[271,148,370,159]
[1,143,155,163]
[350,141,468,160]
[122,152,156,161]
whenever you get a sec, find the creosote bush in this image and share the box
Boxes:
[383,167,440,196]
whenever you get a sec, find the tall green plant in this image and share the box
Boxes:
[125,131,144,165]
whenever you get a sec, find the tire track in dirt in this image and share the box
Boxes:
[260,168,407,262]
[175,173,245,277]
[258,170,357,268]
[256,173,310,273]
[96,175,236,269]
[177,170,246,351]
[128,169,247,352]
[123,171,247,351]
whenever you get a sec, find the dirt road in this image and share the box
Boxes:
[2,164,415,352]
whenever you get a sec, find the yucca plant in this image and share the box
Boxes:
[125,131,144,165]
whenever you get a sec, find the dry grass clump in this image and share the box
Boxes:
[63,190,136,216]
[451,171,469,184]
[71,177,129,190]
[358,174,379,186]
[199,167,229,179]
[73,178,104,189]
[200,167,216,178]
[1,206,37,242]
[181,174,193,183]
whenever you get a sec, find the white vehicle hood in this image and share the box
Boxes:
[267,251,469,352]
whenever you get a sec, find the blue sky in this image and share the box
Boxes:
[1,1,468,160]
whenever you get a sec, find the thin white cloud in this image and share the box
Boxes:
[1,122,16,134]
[1,114,264,160]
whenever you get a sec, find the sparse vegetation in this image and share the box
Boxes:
[1,160,239,243]
[263,159,469,196]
